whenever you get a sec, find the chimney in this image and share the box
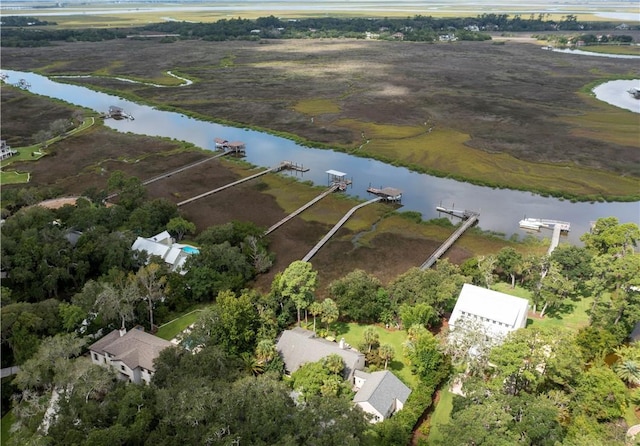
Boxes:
[119,327,127,337]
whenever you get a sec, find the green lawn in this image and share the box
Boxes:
[491,282,592,332]
[426,388,454,445]
[332,322,417,387]
[1,410,14,446]
[0,118,96,185]
[0,171,30,184]
[155,309,204,340]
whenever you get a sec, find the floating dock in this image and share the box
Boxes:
[519,218,570,254]
[518,218,570,233]
[367,186,402,202]
[421,207,480,270]
[214,138,246,154]
[106,106,134,120]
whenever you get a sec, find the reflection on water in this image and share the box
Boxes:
[552,48,640,60]
[2,69,639,243]
[593,79,640,114]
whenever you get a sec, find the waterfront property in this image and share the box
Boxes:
[449,283,529,341]
[131,230,197,274]
[88,326,173,384]
[0,140,17,160]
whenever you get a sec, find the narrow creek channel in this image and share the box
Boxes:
[3,69,639,244]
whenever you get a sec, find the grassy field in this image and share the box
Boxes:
[491,282,592,332]
[155,309,204,340]
[425,388,454,445]
[1,410,14,446]
[579,45,640,56]
[333,322,417,387]
[0,117,96,185]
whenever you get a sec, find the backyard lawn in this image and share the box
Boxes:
[155,309,204,341]
[425,388,454,445]
[1,410,14,446]
[491,282,592,332]
[333,322,416,387]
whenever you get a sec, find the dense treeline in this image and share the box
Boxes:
[1,13,636,47]
[0,171,273,367]
[3,169,639,444]
[0,16,54,27]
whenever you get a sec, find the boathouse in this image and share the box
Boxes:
[326,169,352,190]
[226,141,246,154]
[108,106,125,118]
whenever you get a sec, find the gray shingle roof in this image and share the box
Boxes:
[89,328,172,372]
[276,327,365,379]
[353,370,411,418]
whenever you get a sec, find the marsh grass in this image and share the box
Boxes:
[294,99,341,115]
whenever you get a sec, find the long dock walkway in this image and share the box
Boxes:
[177,162,288,207]
[302,197,382,262]
[420,212,479,270]
[264,185,340,236]
[142,151,228,187]
[548,225,563,255]
[106,152,228,200]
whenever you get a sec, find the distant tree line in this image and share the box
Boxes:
[0,16,54,27]
[2,13,636,47]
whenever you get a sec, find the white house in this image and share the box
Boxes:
[449,283,529,340]
[89,327,173,384]
[131,230,198,274]
[353,370,411,423]
[276,327,365,381]
[0,140,17,160]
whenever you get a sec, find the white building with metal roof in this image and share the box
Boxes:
[131,231,196,275]
[449,283,529,340]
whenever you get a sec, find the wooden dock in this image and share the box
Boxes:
[366,186,402,202]
[142,151,229,187]
[420,210,479,270]
[548,225,563,255]
[265,185,340,235]
[302,197,382,262]
[177,161,290,207]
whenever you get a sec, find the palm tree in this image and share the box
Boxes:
[241,352,264,376]
[613,345,640,386]
[379,344,395,370]
[255,339,276,365]
[308,301,323,333]
[320,298,339,333]
[323,354,345,376]
[363,326,379,353]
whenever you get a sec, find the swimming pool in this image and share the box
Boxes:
[181,246,200,255]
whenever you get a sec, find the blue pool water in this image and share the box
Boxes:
[182,246,200,254]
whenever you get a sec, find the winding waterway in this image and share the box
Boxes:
[3,69,639,244]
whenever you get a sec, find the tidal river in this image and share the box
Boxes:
[3,70,639,244]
